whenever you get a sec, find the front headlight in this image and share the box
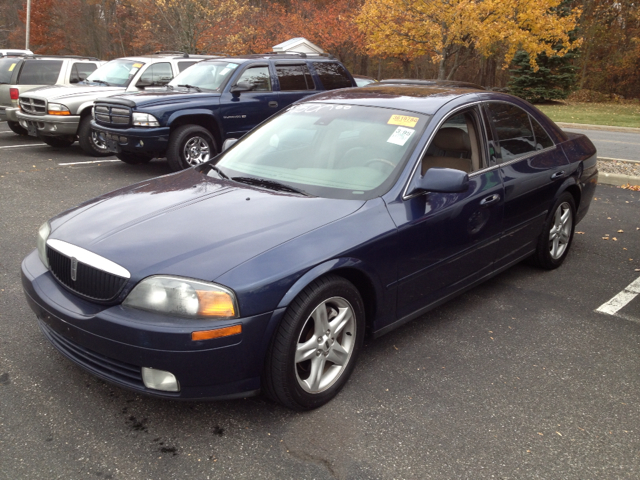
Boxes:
[47,103,71,115]
[123,276,238,319]
[132,112,160,127]
[37,221,51,268]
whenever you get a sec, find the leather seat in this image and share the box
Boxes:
[421,127,473,174]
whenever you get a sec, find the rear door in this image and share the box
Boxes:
[274,62,317,108]
[482,101,569,268]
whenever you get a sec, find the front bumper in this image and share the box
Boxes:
[22,250,282,400]
[91,120,171,156]
[16,111,80,136]
[0,106,20,122]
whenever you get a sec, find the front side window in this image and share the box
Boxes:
[276,64,315,91]
[211,103,430,200]
[18,60,63,85]
[70,62,98,83]
[169,61,239,91]
[312,62,352,90]
[236,66,271,91]
[138,62,173,86]
[86,59,146,87]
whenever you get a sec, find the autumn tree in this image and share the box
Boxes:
[356,0,582,80]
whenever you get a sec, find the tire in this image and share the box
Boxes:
[530,192,576,270]
[39,135,75,148]
[78,115,111,157]
[263,275,365,410]
[166,124,217,172]
[7,121,27,136]
[116,151,153,165]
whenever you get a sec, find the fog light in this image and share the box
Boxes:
[141,367,180,392]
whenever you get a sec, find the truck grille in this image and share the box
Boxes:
[19,97,46,115]
[94,104,131,126]
[47,245,128,302]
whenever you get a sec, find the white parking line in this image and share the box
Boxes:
[0,143,45,148]
[596,276,640,315]
[58,159,119,165]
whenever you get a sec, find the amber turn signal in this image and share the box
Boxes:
[191,324,242,341]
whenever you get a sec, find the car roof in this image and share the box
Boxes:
[305,83,485,115]
[115,53,219,62]
[198,53,340,64]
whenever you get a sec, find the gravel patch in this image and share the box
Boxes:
[598,158,640,178]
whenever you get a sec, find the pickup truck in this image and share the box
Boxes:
[15,52,215,155]
[91,53,355,170]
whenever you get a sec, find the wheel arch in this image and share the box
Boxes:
[168,113,223,149]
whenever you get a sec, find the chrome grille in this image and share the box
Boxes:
[47,245,128,301]
[94,104,131,126]
[19,97,46,115]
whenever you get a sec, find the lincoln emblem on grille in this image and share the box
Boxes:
[70,257,78,282]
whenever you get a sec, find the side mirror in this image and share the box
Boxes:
[230,81,253,96]
[221,138,238,152]
[156,76,172,86]
[408,167,469,195]
[135,78,152,88]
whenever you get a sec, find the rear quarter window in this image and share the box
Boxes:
[18,60,63,85]
[312,62,352,90]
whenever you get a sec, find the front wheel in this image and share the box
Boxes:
[116,151,153,164]
[531,192,576,269]
[7,121,27,136]
[166,125,217,171]
[39,135,75,148]
[78,115,111,157]
[263,275,365,410]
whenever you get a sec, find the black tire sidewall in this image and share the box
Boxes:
[535,192,576,269]
[167,125,216,172]
[78,115,111,157]
[7,121,27,135]
[265,275,365,410]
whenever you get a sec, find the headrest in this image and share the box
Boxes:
[432,127,470,151]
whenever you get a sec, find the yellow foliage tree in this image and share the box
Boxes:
[357,0,582,80]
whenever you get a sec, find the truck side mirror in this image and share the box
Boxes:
[230,81,253,97]
[221,138,238,152]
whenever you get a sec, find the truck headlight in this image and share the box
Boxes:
[47,103,71,116]
[132,112,160,127]
[37,221,51,268]
[123,276,238,319]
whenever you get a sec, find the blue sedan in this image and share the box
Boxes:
[21,82,598,410]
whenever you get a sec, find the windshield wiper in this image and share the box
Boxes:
[209,165,229,179]
[177,84,202,92]
[90,79,110,86]
[232,177,310,196]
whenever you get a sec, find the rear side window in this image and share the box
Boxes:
[276,64,315,91]
[531,118,554,149]
[178,61,197,72]
[138,62,173,86]
[0,58,21,84]
[70,62,98,83]
[18,60,63,85]
[485,102,536,161]
[312,62,352,90]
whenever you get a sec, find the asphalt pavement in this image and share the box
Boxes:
[1,122,639,479]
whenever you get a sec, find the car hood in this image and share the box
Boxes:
[48,168,365,283]
[21,84,125,100]
[111,90,221,108]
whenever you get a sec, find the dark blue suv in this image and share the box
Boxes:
[91,54,355,170]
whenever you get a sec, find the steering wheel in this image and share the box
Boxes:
[364,158,396,171]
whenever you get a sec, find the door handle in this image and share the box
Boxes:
[551,171,565,180]
[268,101,278,108]
[480,194,500,207]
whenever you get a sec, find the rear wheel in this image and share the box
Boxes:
[78,115,111,157]
[166,124,217,171]
[116,151,153,164]
[7,121,27,136]
[531,192,576,269]
[39,135,75,148]
[263,275,365,410]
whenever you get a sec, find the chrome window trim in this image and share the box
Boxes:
[47,239,131,279]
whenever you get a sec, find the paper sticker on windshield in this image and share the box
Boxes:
[8,63,16,71]
[132,63,143,68]
[388,115,419,128]
[129,67,139,75]
[227,63,238,69]
[220,67,231,76]
[387,127,415,146]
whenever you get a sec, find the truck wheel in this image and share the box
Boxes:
[7,121,28,136]
[78,116,112,157]
[167,125,217,171]
[39,135,75,148]
[116,152,153,165]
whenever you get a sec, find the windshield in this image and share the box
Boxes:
[209,103,430,200]
[168,61,239,91]
[85,59,145,87]
[0,58,20,84]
